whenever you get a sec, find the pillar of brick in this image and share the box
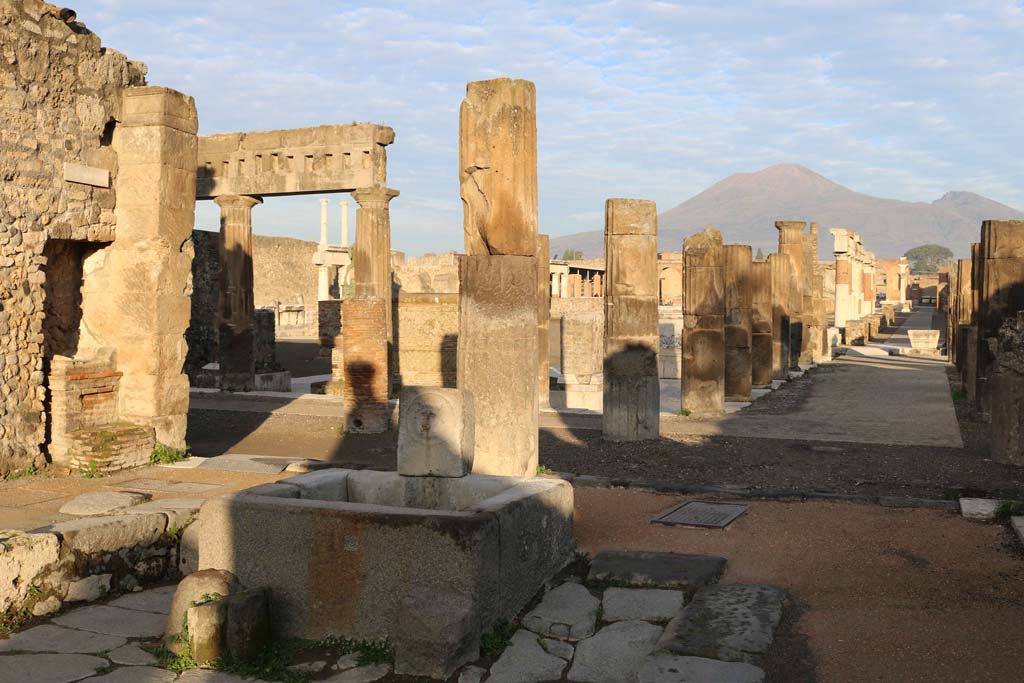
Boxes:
[603,198,660,439]
[976,220,1024,420]
[751,259,773,387]
[341,296,390,433]
[724,245,753,401]
[536,233,551,408]
[768,253,791,380]
[682,228,725,416]
[216,194,262,392]
[457,78,539,475]
[351,186,399,342]
[776,221,805,369]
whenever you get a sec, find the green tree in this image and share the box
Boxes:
[904,244,954,274]
[561,248,584,260]
[755,247,765,259]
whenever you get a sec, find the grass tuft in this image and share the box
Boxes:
[480,620,517,658]
[150,443,190,465]
[995,500,1024,520]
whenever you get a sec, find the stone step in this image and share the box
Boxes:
[656,584,786,665]
[586,551,727,596]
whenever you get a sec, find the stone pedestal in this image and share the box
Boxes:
[768,253,792,380]
[537,234,551,408]
[352,186,399,344]
[751,260,773,387]
[991,371,1024,465]
[560,312,604,411]
[724,245,752,400]
[341,296,390,433]
[216,194,262,392]
[458,256,538,475]
[682,229,725,416]
[845,318,867,346]
[603,199,659,439]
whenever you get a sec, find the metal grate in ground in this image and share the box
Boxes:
[652,500,750,529]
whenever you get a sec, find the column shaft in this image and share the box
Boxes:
[682,228,725,416]
[216,194,262,392]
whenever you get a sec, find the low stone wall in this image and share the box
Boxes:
[0,499,200,623]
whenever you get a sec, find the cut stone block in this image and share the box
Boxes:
[277,470,349,501]
[0,530,59,613]
[907,329,940,350]
[541,637,575,660]
[960,497,1001,520]
[53,604,168,638]
[486,629,567,683]
[323,664,392,682]
[0,624,125,653]
[41,513,167,555]
[458,665,487,683]
[121,498,204,529]
[165,569,241,650]
[108,643,159,665]
[58,491,150,516]
[108,584,176,614]
[398,387,474,477]
[587,551,726,594]
[657,584,786,664]
[79,667,178,682]
[522,582,600,640]
[567,620,663,683]
[394,590,478,679]
[196,453,298,473]
[65,574,112,602]
[602,587,684,623]
[635,654,765,683]
[0,653,106,683]
[176,670,262,683]
[187,589,271,665]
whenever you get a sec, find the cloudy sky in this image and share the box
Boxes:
[80,1,1023,254]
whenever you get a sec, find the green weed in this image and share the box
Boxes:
[80,460,106,479]
[995,500,1024,520]
[480,620,517,658]
[150,443,190,465]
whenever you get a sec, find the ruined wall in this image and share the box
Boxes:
[185,230,220,378]
[251,234,320,336]
[0,3,147,475]
[392,293,459,389]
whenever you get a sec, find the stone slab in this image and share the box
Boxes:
[522,582,600,640]
[0,624,125,654]
[64,162,110,188]
[960,498,1001,520]
[567,620,663,683]
[41,513,167,555]
[117,478,221,494]
[195,454,299,473]
[176,670,268,683]
[635,654,765,683]
[602,587,684,623]
[80,667,177,682]
[458,665,487,683]
[322,664,392,682]
[657,584,786,664]
[486,629,567,683]
[53,604,167,638]
[59,492,151,516]
[397,387,474,477]
[540,638,575,660]
[587,551,726,594]
[66,574,112,602]
[107,585,176,614]
[108,643,158,665]
[0,653,107,683]
[121,499,205,529]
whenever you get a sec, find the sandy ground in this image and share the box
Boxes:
[573,487,1024,683]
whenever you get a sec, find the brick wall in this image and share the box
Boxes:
[392,293,459,389]
[342,297,389,432]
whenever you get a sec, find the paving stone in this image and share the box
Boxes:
[602,587,684,623]
[458,664,487,683]
[587,551,726,594]
[53,604,167,638]
[523,582,600,640]
[121,498,205,529]
[567,620,662,683]
[960,498,1001,520]
[322,664,392,682]
[635,654,765,682]
[65,574,112,602]
[176,671,270,683]
[108,643,158,665]
[107,585,176,614]
[58,491,150,516]
[31,596,62,617]
[196,454,299,473]
[333,653,360,671]
[41,513,167,555]
[288,660,328,674]
[0,653,106,683]
[80,667,177,682]
[487,630,567,683]
[657,584,786,664]
[117,479,221,494]
[540,637,575,660]
[0,624,125,654]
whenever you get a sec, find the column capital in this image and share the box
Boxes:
[214,194,263,210]
[352,186,400,208]
[320,198,330,206]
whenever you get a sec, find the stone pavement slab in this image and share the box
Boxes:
[657,584,786,664]
[635,654,765,682]
[587,551,726,594]
[0,653,107,683]
[602,587,684,622]
[115,479,222,494]
[540,637,574,660]
[52,604,166,638]
[121,499,204,529]
[176,671,271,683]
[107,585,176,614]
[58,492,150,516]
[107,643,158,665]
[322,663,392,681]
[522,582,600,640]
[195,454,300,473]
[0,624,125,653]
[80,667,177,682]
[960,498,1001,520]
[487,630,567,683]
[567,620,663,683]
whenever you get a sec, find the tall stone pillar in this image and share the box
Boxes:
[537,234,551,408]
[831,228,853,328]
[216,194,262,392]
[352,186,399,339]
[898,258,909,305]
[954,258,973,370]
[603,199,659,439]
[682,228,725,416]
[101,87,197,447]
[457,78,539,476]
[751,259,773,387]
[777,221,805,368]
[800,225,818,363]
[724,245,752,400]
[769,253,791,380]
[965,242,981,400]
[339,200,350,247]
[317,198,330,300]
[976,220,1024,420]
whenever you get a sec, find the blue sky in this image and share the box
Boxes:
[80,1,1024,254]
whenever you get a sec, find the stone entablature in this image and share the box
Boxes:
[196,124,394,198]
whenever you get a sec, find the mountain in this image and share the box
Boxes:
[549,164,1024,260]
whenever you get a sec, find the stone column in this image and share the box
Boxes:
[751,259,773,387]
[457,78,539,476]
[724,245,752,401]
[216,194,262,392]
[559,274,568,299]
[976,220,1024,420]
[604,199,659,439]
[777,221,805,369]
[351,186,399,340]
[898,258,909,305]
[339,200,350,247]
[317,198,330,300]
[965,242,981,400]
[800,225,817,363]
[682,228,725,416]
[955,258,973,370]
[537,233,551,408]
[831,228,853,328]
[769,253,791,380]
